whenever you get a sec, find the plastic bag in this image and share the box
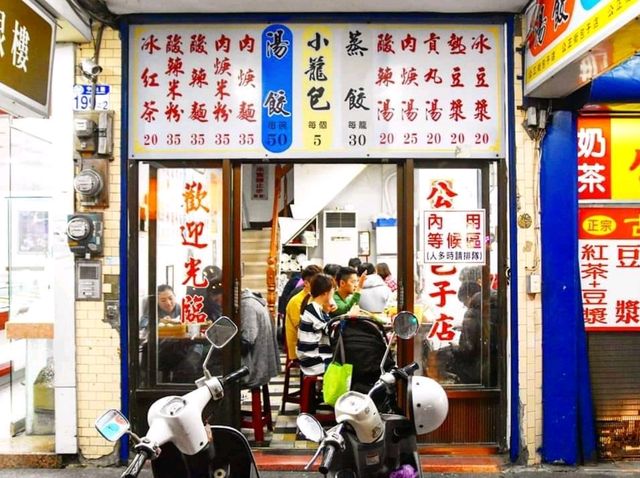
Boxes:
[322,334,352,406]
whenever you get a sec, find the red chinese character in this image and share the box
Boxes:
[615,300,640,324]
[140,67,159,87]
[189,102,208,122]
[237,68,256,87]
[141,34,161,54]
[377,33,395,53]
[447,33,467,54]
[183,181,210,213]
[239,34,256,52]
[429,281,456,307]
[425,99,443,122]
[427,213,443,229]
[190,33,208,54]
[427,232,443,248]
[182,295,208,323]
[450,66,464,87]
[180,221,207,248]
[424,33,441,54]
[215,79,230,100]
[140,100,159,122]
[167,79,182,101]
[581,244,608,261]
[431,265,457,276]
[449,99,466,121]
[401,67,419,86]
[475,66,489,87]
[237,102,257,122]
[214,57,232,76]
[466,232,481,249]
[182,257,209,287]
[584,308,607,324]
[166,57,185,76]
[467,213,482,229]
[166,34,184,54]
[377,99,394,122]
[471,33,492,53]
[474,99,491,122]
[189,68,208,88]
[164,102,183,122]
[447,232,462,249]
[400,33,417,52]
[427,314,456,341]
[212,102,230,122]
[423,68,442,84]
[618,245,640,268]
[215,34,231,52]
[401,99,418,122]
[427,180,458,208]
[375,67,395,86]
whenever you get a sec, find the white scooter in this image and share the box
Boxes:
[297,311,448,478]
[95,316,259,478]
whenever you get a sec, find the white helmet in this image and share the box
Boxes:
[334,391,384,444]
[408,376,448,434]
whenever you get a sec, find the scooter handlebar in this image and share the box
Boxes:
[319,442,337,475]
[121,451,148,478]
[220,366,250,387]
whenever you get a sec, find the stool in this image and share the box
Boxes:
[300,374,335,424]
[280,357,302,412]
[241,384,273,443]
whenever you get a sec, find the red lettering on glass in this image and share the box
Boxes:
[180,221,207,248]
[183,181,210,213]
[182,257,209,287]
[182,295,208,323]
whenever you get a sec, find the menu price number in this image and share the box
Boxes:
[348,134,367,147]
[374,132,491,147]
[266,133,288,147]
[141,133,256,148]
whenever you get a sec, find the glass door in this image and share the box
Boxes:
[412,160,506,448]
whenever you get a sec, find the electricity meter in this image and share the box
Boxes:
[73,158,109,207]
[66,213,104,257]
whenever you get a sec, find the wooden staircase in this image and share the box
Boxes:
[241,228,272,299]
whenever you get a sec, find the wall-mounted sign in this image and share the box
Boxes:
[128,23,505,159]
[578,116,640,202]
[524,0,640,97]
[251,164,268,200]
[73,84,111,111]
[0,0,55,117]
[579,207,640,331]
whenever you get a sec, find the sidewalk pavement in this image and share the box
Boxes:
[0,464,639,477]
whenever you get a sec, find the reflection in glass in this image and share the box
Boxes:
[138,165,224,385]
[414,167,498,388]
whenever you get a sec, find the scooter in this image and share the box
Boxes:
[95,316,259,478]
[297,311,449,478]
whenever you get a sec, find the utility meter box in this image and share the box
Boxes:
[74,157,108,207]
[66,213,104,257]
[73,110,114,157]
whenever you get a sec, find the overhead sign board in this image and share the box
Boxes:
[128,23,506,159]
[524,0,640,98]
[0,0,56,117]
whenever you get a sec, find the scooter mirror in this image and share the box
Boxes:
[296,413,325,443]
[205,316,238,349]
[95,409,130,442]
[393,311,419,340]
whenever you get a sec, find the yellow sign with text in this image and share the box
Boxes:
[610,118,640,201]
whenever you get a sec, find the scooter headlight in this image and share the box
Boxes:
[334,391,383,444]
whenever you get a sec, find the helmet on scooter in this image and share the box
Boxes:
[334,391,384,444]
[407,376,448,434]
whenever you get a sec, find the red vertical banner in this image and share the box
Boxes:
[577,116,611,201]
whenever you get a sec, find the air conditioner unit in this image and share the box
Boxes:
[323,210,358,266]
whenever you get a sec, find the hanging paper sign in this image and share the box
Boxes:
[423,210,486,264]
[129,23,505,159]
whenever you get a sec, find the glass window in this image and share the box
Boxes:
[414,165,499,388]
[138,164,224,386]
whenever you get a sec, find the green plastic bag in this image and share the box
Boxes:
[323,335,352,406]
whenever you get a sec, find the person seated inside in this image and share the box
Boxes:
[376,262,397,293]
[330,266,366,317]
[296,273,335,376]
[357,262,391,314]
[141,284,204,383]
[285,264,322,361]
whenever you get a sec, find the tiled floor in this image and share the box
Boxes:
[240,354,330,450]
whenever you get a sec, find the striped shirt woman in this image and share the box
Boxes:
[296,273,335,376]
